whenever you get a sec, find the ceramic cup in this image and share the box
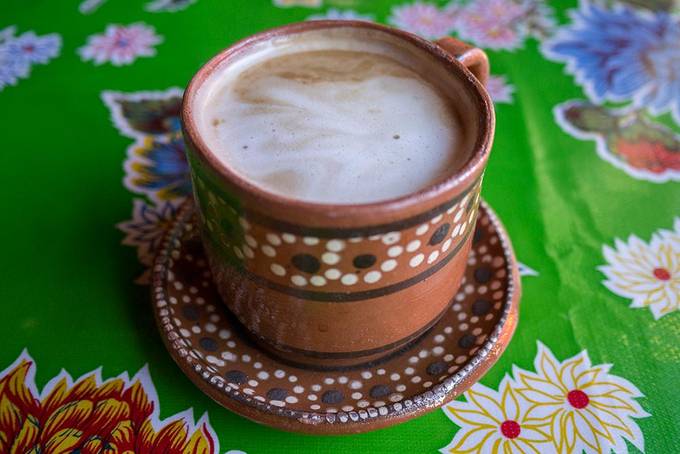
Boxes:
[181,21,494,369]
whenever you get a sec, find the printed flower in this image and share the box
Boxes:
[117,199,182,266]
[660,217,680,249]
[102,88,184,137]
[388,2,458,39]
[79,0,108,14]
[0,26,61,90]
[79,23,162,66]
[600,233,680,319]
[544,3,680,123]
[555,101,680,182]
[442,377,552,453]
[486,75,515,104]
[455,0,529,49]
[307,8,374,21]
[0,350,220,453]
[4,31,61,64]
[125,132,192,201]
[514,342,650,453]
[146,0,198,12]
[273,0,321,8]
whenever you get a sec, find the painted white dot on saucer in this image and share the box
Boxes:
[245,235,257,248]
[390,373,400,381]
[406,240,421,252]
[404,367,415,375]
[459,221,467,234]
[341,274,358,286]
[361,371,372,379]
[338,376,349,384]
[322,252,340,265]
[303,236,319,245]
[351,392,363,400]
[410,254,424,267]
[238,217,250,230]
[381,259,397,272]
[431,214,443,224]
[293,386,304,393]
[326,239,345,252]
[433,346,444,355]
[218,329,231,339]
[388,246,403,257]
[233,246,244,259]
[411,376,422,383]
[242,245,254,259]
[350,380,362,389]
[396,384,406,392]
[285,396,298,404]
[288,375,298,382]
[364,271,381,284]
[325,268,341,280]
[291,275,307,286]
[444,354,454,361]
[382,232,400,245]
[262,245,276,257]
[266,233,281,245]
[311,384,322,391]
[357,400,370,408]
[416,224,429,236]
[349,236,362,243]
[428,251,439,264]
[282,233,296,243]
[257,371,269,380]
[377,369,386,375]
[270,263,286,276]
[324,377,335,385]
[454,209,464,223]
[434,334,445,343]
[310,275,327,287]
[274,369,285,378]
[241,354,251,362]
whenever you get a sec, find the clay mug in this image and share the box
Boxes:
[181,20,493,369]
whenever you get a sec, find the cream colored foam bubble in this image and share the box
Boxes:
[195,29,468,204]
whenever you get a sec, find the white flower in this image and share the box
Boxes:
[442,377,551,453]
[513,342,650,453]
[78,23,162,66]
[600,233,680,319]
[273,0,321,8]
[659,217,680,249]
[307,8,374,22]
[486,74,515,104]
[388,1,458,39]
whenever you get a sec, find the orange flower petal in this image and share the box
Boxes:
[9,414,39,454]
[150,420,188,453]
[43,428,84,454]
[183,423,216,454]
[41,400,93,442]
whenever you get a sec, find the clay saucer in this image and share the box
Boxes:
[151,200,520,434]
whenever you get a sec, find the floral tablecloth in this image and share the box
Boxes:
[2,0,678,452]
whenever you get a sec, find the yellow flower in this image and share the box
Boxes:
[441,377,551,453]
[0,351,218,454]
[514,343,649,453]
[600,233,680,319]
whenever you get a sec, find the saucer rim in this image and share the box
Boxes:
[150,199,521,434]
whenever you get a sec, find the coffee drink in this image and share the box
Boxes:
[195,29,471,204]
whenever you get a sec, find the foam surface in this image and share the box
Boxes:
[196,31,465,204]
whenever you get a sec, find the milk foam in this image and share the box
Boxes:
[196,31,465,204]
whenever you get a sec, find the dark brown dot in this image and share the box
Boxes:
[369,384,391,398]
[199,337,217,351]
[429,223,450,245]
[427,361,447,376]
[267,388,288,400]
[224,370,247,384]
[393,134,400,139]
[458,334,476,349]
[472,299,492,316]
[322,390,344,404]
[353,254,376,269]
[474,267,492,283]
[182,304,199,321]
[291,254,320,274]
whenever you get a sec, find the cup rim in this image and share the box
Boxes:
[181,20,494,218]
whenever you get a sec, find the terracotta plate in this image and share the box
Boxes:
[151,200,520,434]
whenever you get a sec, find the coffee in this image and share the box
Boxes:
[195,29,470,204]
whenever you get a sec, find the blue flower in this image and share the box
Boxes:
[544,2,680,122]
[125,132,191,201]
[5,31,61,65]
[0,46,30,88]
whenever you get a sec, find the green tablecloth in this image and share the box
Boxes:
[2,0,678,452]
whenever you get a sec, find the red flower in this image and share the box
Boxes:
[616,138,680,174]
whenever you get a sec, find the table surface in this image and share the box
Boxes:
[2,1,678,453]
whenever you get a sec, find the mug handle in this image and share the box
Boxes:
[435,37,489,86]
